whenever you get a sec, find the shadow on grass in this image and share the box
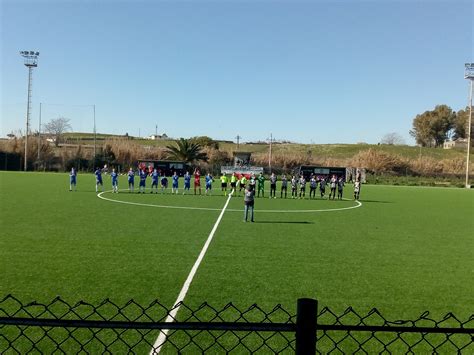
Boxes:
[357,200,393,203]
[253,221,314,224]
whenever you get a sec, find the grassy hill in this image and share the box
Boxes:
[62,132,471,161]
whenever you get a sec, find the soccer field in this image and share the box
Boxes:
[0,171,473,351]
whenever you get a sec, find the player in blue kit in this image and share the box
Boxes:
[127,168,135,193]
[94,167,103,192]
[172,171,179,194]
[183,171,191,194]
[69,167,77,191]
[111,168,119,193]
[150,168,159,194]
[138,168,147,193]
[161,175,169,194]
[205,173,213,195]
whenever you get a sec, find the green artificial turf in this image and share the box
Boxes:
[1,171,472,353]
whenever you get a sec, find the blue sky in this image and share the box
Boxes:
[1,0,473,144]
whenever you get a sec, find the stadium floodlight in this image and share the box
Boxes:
[19,50,40,171]
[464,63,473,188]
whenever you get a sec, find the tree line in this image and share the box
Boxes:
[410,105,472,147]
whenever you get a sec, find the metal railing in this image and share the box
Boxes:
[0,295,472,353]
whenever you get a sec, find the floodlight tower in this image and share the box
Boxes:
[464,63,474,188]
[20,50,40,171]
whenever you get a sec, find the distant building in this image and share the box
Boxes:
[145,133,168,140]
[443,138,468,149]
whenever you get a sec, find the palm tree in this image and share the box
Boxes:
[166,138,208,164]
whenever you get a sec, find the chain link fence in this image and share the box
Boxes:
[0,295,472,353]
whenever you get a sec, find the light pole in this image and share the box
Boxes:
[268,133,274,172]
[93,104,97,159]
[20,50,39,171]
[235,135,241,151]
[464,63,473,188]
[38,102,42,162]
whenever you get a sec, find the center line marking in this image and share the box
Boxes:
[150,191,234,354]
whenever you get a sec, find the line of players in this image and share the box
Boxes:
[69,166,361,200]
[244,172,361,201]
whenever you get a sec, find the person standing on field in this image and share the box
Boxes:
[150,168,159,194]
[291,175,298,198]
[337,176,345,200]
[329,174,337,200]
[161,174,169,194]
[257,173,265,197]
[243,183,255,222]
[194,168,201,195]
[172,171,179,194]
[230,173,238,196]
[299,174,306,199]
[69,167,77,191]
[309,174,317,199]
[127,168,135,193]
[94,167,103,193]
[280,174,288,198]
[319,177,326,198]
[239,174,247,196]
[354,180,361,200]
[269,172,277,198]
[220,173,228,196]
[183,171,191,194]
[138,168,147,193]
[111,168,119,193]
[205,173,213,195]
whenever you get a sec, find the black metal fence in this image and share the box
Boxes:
[0,295,472,354]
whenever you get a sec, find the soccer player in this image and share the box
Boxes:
[269,172,277,198]
[230,173,238,196]
[138,168,147,193]
[280,174,288,198]
[127,168,135,193]
[239,175,247,196]
[194,168,201,195]
[257,173,265,198]
[111,168,119,193]
[354,180,361,200]
[249,174,256,190]
[220,173,228,196]
[309,174,317,199]
[299,175,306,199]
[69,167,77,191]
[337,176,345,200]
[329,175,337,200]
[291,175,298,198]
[150,168,159,193]
[205,173,213,195]
[320,177,326,198]
[161,174,169,194]
[172,171,179,194]
[94,167,103,193]
[243,183,255,222]
[183,171,191,194]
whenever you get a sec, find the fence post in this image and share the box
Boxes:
[295,298,318,354]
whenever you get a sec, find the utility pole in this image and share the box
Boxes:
[236,135,241,151]
[38,102,42,161]
[20,51,39,171]
[268,133,273,171]
[464,63,473,188]
[156,124,158,136]
[93,104,97,159]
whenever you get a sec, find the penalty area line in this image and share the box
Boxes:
[149,191,234,354]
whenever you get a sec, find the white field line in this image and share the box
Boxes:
[149,191,234,354]
[97,190,362,213]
